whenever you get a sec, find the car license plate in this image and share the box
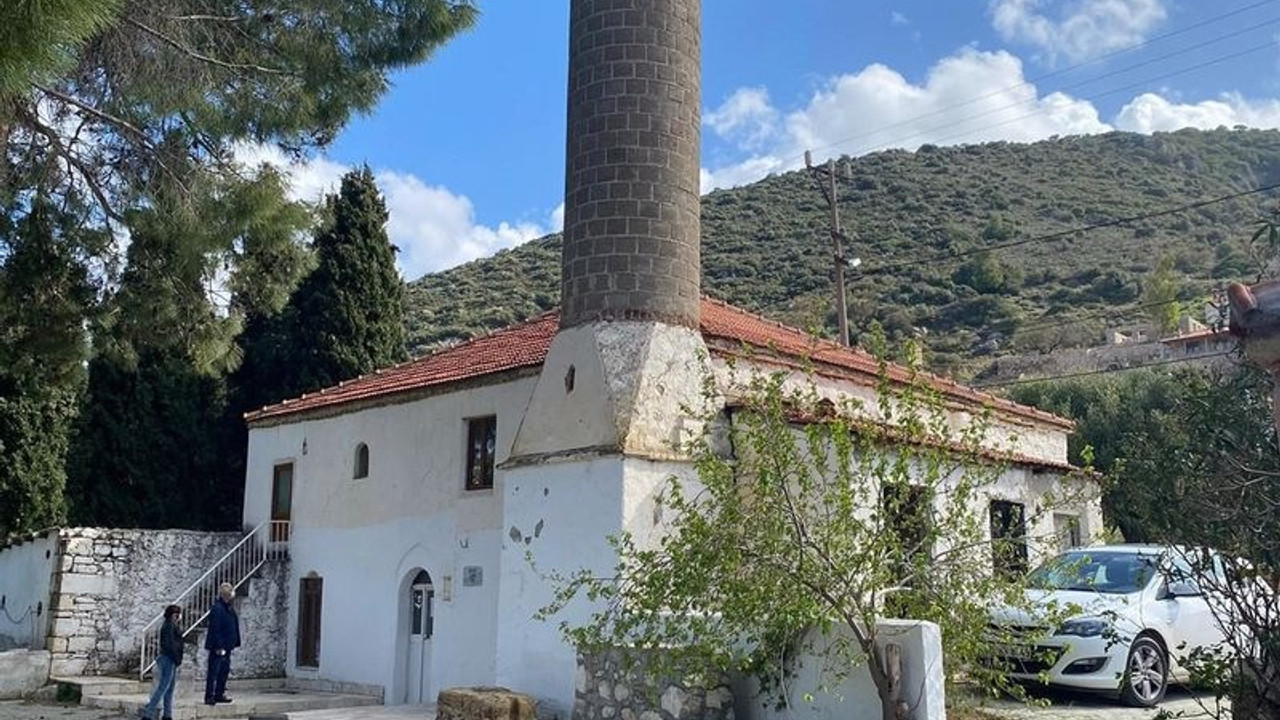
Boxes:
[1000,644,1036,662]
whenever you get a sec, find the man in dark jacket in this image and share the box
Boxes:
[204,582,241,706]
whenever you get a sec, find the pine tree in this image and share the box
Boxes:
[278,167,408,398]
[0,204,94,535]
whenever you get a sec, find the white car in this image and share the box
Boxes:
[989,544,1229,707]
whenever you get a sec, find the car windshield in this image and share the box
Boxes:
[1028,550,1158,594]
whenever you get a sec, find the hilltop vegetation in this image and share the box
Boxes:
[405,128,1280,374]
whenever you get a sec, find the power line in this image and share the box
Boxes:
[857,37,1278,159]
[972,351,1235,388]
[790,0,1280,164]
[863,182,1280,276]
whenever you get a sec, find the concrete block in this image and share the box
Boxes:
[0,649,51,699]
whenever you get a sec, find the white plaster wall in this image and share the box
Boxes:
[734,621,944,720]
[0,532,57,650]
[713,358,1070,466]
[497,456,696,719]
[284,519,501,703]
[985,467,1104,564]
[243,378,536,701]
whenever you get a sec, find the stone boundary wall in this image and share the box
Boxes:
[574,648,735,720]
[47,528,242,676]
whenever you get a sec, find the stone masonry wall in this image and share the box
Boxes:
[574,648,735,720]
[180,557,288,683]
[561,0,703,329]
[47,528,241,676]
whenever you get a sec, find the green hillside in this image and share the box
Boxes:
[405,128,1280,375]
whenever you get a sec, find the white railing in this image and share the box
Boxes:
[138,520,289,678]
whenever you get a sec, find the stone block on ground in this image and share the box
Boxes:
[438,686,538,720]
[0,649,51,699]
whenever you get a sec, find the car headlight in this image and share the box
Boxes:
[1057,617,1109,637]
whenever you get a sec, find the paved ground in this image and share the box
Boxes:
[7,690,1223,720]
[0,700,437,720]
[979,687,1226,720]
[0,701,122,720]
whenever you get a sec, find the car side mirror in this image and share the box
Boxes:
[1166,580,1202,598]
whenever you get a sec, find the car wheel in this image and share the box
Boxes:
[1120,636,1168,707]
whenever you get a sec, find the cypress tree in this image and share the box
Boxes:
[66,195,238,529]
[277,166,408,398]
[0,204,94,535]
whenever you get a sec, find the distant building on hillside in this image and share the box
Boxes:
[976,309,1235,387]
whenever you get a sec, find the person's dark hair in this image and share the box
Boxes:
[164,604,182,620]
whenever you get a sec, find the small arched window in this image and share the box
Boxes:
[353,443,370,479]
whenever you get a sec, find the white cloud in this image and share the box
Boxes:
[233,144,557,280]
[1115,92,1280,133]
[702,48,1111,191]
[705,87,779,151]
[891,11,910,26]
[990,0,1167,64]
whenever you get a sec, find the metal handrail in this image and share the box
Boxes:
[138,519,289,678]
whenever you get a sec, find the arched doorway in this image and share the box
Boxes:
[405,570,435,703]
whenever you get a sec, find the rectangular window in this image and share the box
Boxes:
[990,500,1029,580]
[882,483,933,567]
[1054,513,1082,551]
[297,577,323,668]
[465,416,497,491]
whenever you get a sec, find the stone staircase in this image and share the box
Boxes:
[54,675,382,719]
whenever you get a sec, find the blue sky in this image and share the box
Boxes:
[241,0,1280,280]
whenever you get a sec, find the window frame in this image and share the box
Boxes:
[465,416,497,491]
[353,442,370,480]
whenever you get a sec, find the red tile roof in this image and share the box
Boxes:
[245,298,1073,430]
[245,311,559,425]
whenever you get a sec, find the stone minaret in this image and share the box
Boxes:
[510,0,708,461]
[498,2,709,712]
[560,0,702,329]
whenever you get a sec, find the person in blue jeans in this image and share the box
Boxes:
[204,582,241,706]
[143,605,183,720]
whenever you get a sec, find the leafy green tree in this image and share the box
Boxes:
[271,167,407,399]
[1141,256,1182,335]
[1008,370,1187,542]
[0,204,94,535]
[1118,367,1280,718]
[542,364,1090,720]
[953,253,1011,294]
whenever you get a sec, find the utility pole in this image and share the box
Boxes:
[805,150,855,346]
